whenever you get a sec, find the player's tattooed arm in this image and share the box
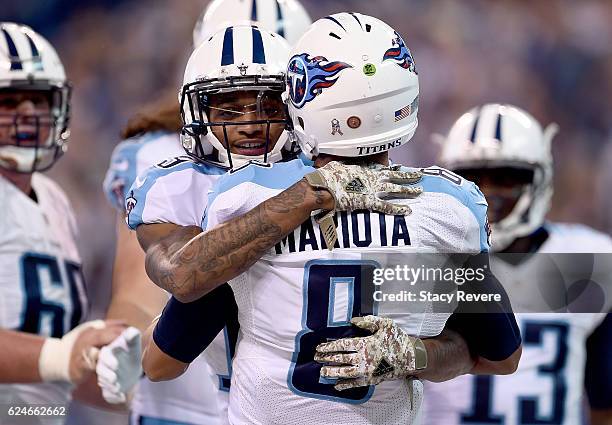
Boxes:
[413,328,475,382]
[137,163,420,301]
[137,180,332,301]
[106,215,168,333]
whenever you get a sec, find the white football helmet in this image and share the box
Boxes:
[193,0,312,48]
[0,22,71,173]
[285,13,419,159]
[180,25,296,169]
[438,103,558,251]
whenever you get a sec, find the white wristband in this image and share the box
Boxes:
[38,337,71,382]
[38,320,106,383]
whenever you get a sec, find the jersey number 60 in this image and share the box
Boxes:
[19,253,85,338]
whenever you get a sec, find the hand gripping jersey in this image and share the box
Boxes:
[104,132,230,425]
[423,223,612,425]
[0,173,87,413]
[203,159,490,425]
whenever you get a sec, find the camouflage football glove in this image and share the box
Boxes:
[305,161,422,214]
[315,315,427,391]
[304,162,422,249]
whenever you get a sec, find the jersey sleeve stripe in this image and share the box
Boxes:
[127,161,224,230]
[419,174,489,252]
[203,160,314,230]
[102,132,164,212]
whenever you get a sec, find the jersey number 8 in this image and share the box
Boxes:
[288,260,378,404]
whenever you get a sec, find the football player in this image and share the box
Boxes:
[99,1,313,422]
[422,103,612,425]
[0,22,127,424]
[138,14,522,424]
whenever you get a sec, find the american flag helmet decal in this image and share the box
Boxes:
[394,96,419,122]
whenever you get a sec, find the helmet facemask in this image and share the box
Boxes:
[0,84,71,173]
[456,162,552,251]
[180,75,298,170]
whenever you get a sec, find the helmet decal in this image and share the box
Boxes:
[469,108,480,142]
[274,0,284,37]
[251,26,265,64]
[221,27,234,65]
[494,112,502,141]
[237,63,248,75]
[382,31,416,73]
[23,32,44,71]
[467,109,503,143]
[394,96,419,122]
[249,0,286,36]
[322,16,347,31]
[193,0,311,47]
[1,28,22,70]
[287,53,352,109]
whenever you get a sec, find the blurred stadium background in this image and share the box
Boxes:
[3,0,612,315]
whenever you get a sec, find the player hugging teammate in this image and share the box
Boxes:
[6,1,609,425]
[99,1,312,424]
[124,12,524,425]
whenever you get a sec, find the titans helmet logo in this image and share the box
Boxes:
[382,32,417,73]
[287,53,352,109]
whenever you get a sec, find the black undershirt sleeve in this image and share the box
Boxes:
[445,254,522,361]
[153,283,239,363]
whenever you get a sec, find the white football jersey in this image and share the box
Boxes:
[103,131,186,211]
[203,160,490,425]
[113,139,230,425]
[423,222,612,425]
[0,173,87,415]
